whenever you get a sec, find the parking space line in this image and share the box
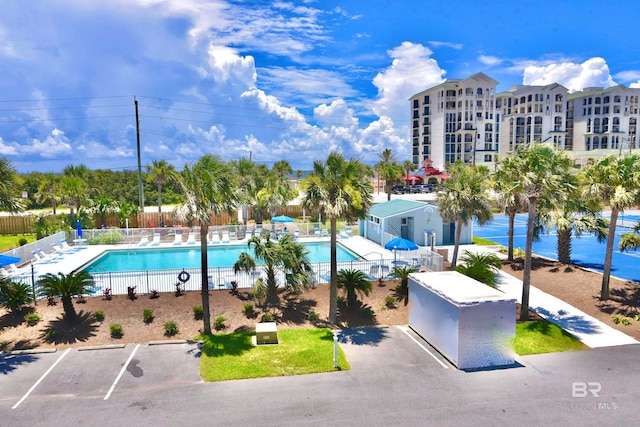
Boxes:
[12,348,71,409]
[104,344,140,400]
[398,326,449,369]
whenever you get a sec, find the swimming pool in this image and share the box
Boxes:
[474,213,640,282]
[82,242,360,273]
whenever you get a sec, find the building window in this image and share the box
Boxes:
[603,96,610,103]
[424,95,430,104]
[477,88,483,95]
[484,154,492,162]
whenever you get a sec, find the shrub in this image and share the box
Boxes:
[242,303,255,318]
[93,310,105,322]
[307,311,320,322]
[636,314,640,322]
[214,315,227,331]
[164,321,179,336]
[18,238,28,246]
[193,305,204,320]
[143,308,154,324]
[384,295,396,308]
[150,290,159,299]
[109,323,123,338]
[0,280,34,312]
[260,312,275,323]
[336,296,346,307]
[42,327,57,341]
[24,313,41,326]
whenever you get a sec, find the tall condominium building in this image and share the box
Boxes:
[411,74,640,170]
[408,73,499,171]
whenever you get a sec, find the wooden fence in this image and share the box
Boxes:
[0,205,318,234]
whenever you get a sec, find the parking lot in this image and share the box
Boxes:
[2,327,639,426]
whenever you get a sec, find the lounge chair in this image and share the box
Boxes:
[136,235,150,246]
[32,250,58,264]
[3,263,27,277]
[51,242,74,254]
[150,233,162,246]
[186,232,197,245]
[208,232,220,245]
[345,227,353,236]
[172,233,184,245]
[293,229,300,239]
[314,228,321,237]
[60,239,80,252]
[245,230,253,240]
[340,229,349,240]
[221,231,230,244]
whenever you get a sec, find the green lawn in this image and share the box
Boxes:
[472,236,500,246]
[513,321,588,355]
[199,328,350,382]
[0,234,36,253]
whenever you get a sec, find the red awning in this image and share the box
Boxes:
[403,175,422,183]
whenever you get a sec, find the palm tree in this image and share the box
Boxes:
[453,250,503,288]
[619,221,640,253]
[436,161,493,268]
[402,160,415,179]
[0,157,26,213]
[35,173,63,215]
[390,265,418,305]
[115,201,140,227]
[146,160,177,227]
[375,149,403,201]
[174,154,238,334]
[91,196,118,228]
[514,143,574,320]
[234,233,313,306]
[38,271,95,322]
[337,269,372,308]
[0,278,34,313]
[580,154,640,300]
[492,155,527,261]
[301,152,374,323]
[257,167,298,233]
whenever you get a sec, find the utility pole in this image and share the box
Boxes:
[134,97,145,210]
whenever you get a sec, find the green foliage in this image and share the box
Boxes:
[337,268,372,307]
[0,279,34,312]
[93,310,105,322]
[336,296,346,307]
[32,213,68,239]
[143,308,154,324]
[0,234,36,252]
[42,327,57,341]
[198,329,350,382]
[390,265,417,297]
[260,312,275,323]
[307,311,320,322]
[24,312,41,326]
[164,320,179,336]
[513,321,588,355]
[612,316,632,326]
[88,231,124,245]
[193,305,204,319]
[18,238,28,246]
[242,303,255,318]
[453,250,503,288]
[109,323,123,338]
[472,236,499,246]
[213,315,227,331]
[635,314,640,322]
[384,295,396,308]
[38,271,95,321]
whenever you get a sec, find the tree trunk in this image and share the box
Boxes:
[507,212,515,261]
[200,225,211,335]
[557,228,572,264]
[520,198,537,321]
[450,218,463,268]
[157,183,163,227]
[266,267,278,305]
[61,296,77,322]
[328,216,338,323]
[601,209,618,300]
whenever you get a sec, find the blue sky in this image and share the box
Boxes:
[1,0,640,173]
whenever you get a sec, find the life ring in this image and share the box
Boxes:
[178,270,190,283]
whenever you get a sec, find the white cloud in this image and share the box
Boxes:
[478,55,503,66]
[371,42,446,121]
[428,41,463,50]
[523,57,616,92]
[21,129,73,158]
[206,44,257,87]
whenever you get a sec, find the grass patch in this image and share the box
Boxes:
[199,328,350,382]
[472,236,500,246]
[0,234,36,252]
[513,321,588,355]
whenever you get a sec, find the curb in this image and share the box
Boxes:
[6,348,57,355]
[148,339,203,346]
[78,344,126,351]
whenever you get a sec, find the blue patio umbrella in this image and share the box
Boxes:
[76,220,83,238]
[385,237,418,262]
[0,254,21,267]
[271,215,294,223]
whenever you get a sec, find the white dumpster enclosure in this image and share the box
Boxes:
[409,271,516,370]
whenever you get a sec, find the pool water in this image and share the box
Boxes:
[82,242,360,273]
[474,213,640,282]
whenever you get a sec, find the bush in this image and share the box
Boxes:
[88,231,123,245]
[18,238,28,246]
[307,311,320,323]
[0,280,34,313]
[93,310,105,322]
[42,327,57,342]
[24,312,41,326]
[242,303,255,318]
[164,321,179,336]
[109,323,123,338]
[384,295,396,308]
[336,296,346,307]
[193,305,204,320]
[214,315,227,331]
[143,308,154,324]
[260,312,275,323]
